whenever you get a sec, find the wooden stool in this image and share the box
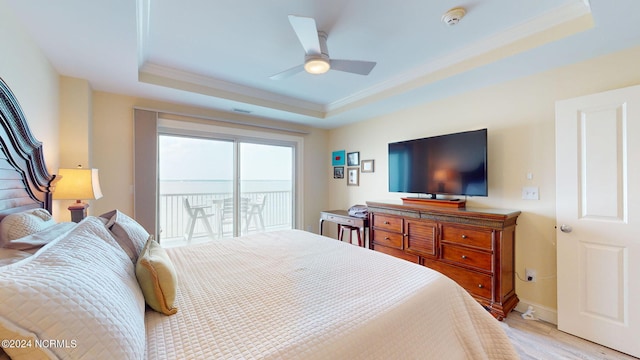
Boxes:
[338,224,363,247]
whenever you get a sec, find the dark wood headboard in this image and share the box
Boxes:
[0,77,56,220]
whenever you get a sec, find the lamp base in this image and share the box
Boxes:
[68,202,89,223]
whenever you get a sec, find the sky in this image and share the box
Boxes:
[158,135,293,181]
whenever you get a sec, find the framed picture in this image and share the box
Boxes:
[331,150,345,166]
[347,151,360,166]
[347,167,359,186]
[333,166,344,179]
[361,159,374,173]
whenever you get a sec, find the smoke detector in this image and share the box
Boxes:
[442,7,466,26]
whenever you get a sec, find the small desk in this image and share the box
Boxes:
[319,210,369,248]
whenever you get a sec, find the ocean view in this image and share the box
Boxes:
[160,179,292,194]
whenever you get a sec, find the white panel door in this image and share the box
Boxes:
[555,84,640,358]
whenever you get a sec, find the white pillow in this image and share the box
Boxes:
[0,216,146,359]
[0,208,56,246]
[0,222,76,253]
[100,210,150,263]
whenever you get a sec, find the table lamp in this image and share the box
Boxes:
[53,165,103,222]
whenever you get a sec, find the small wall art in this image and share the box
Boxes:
[333,166,344,179]
[332,150,345,166]
[347,167,359,186]
[347,151,360,166]
[361,159,374,173]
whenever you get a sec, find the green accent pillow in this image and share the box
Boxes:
[135,237,178,315]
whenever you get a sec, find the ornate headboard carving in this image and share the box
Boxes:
[0,77,57,220]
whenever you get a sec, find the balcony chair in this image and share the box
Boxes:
[247,194,267,232]
[183,198,216,243]
[219,197,250,237]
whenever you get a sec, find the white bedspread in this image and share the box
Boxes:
[145,230,518,359]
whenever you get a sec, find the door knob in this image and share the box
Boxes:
[559,224,573,233]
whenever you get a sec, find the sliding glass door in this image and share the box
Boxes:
[158,134,294,246]
[239,142,293,236]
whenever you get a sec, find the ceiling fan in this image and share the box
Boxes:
[270,15,377,80]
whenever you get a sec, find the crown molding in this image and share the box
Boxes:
[139,63,326,118]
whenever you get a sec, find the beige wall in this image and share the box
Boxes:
[0,0,61,213]
[327,45,640,322]
[91,93,137,216]
[90,92,330,233]
[0,0,60,170]
[57,76,93,221]
[59,77,92,168]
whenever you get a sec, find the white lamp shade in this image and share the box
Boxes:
[53,168,103,201]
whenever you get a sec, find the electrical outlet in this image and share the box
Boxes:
[522,186,539,200]
[525,268,537,282]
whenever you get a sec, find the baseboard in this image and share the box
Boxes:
[513,299,558,325]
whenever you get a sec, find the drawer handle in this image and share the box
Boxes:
[384,221,390,225]
[461,234,468,239]
[384,237,390,241]
[461,255,467,259]
[478,284,484,288]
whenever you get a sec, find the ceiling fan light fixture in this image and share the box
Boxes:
[304,55,330,74]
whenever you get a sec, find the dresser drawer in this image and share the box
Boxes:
[372,230,403,249]
[441,225,493,250]
[374,244,419,264]
[441,244,492,272]
[372,214,403,232]
[423,258,493,300]
[447,268,493,300]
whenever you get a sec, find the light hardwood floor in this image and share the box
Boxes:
[502,312,638,359]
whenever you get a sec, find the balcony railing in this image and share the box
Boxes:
[158,191,292,242]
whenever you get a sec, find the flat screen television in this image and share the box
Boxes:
[388,128,488,197]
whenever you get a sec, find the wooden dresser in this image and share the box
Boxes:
[366,200,520,320]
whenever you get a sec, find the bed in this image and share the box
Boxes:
[0,77,519,359]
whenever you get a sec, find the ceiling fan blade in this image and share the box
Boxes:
[288,15,321,55]
[269,64,305,80]
[330,59,376,75]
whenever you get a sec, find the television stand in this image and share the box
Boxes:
[367,200,521,319]
[401,197,466,208]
